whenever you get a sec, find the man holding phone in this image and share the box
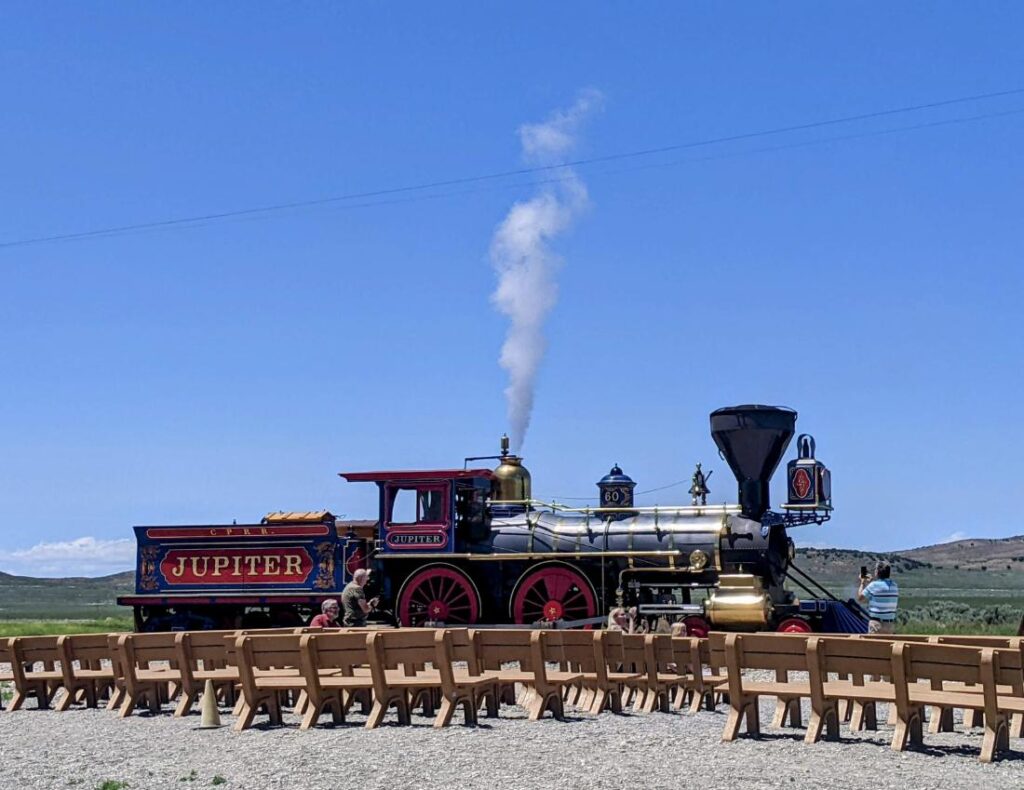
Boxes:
[857,561,899,634]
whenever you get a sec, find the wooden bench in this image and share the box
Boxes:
[233,633,307,731]
[642,634,686,714]
[671,637,722,713]
[892,641,1024,762]
[928,636,1024,734]
[297,631,374,729]
[619,633,656,712]
[545,629,606,714]
[7,636,65,711]
[721,632,812,741]
[56,634,116,711]
[804,635,898,742]
[589,629,641,714]
[471,629,581,720]
[116,632,183,717]
[173,631,240,717]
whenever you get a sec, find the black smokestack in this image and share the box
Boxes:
[710,405,796,520]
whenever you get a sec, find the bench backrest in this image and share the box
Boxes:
[599,630,625,667]
[235,634,303,672]
[547,630,599,672]
[809,635,894,679]
[727,633,809,673]
[670,636,701,676]
[371,629,439,671]
[59,634,112,666]
[989,645,1024,688]
[176,631,235,667]
[933,636,1020,648]
[12,635,63,668]
[472,629,536,670]
[442,628,478,666]
[620,634,648,673]
[300,631,371,676]
[120,632,178,666]
[856,633,929,642]
[899,642,983,686]
[646,634,676,673]
[707,632,727,672]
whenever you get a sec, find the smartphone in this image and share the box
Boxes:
[860,565,868,579]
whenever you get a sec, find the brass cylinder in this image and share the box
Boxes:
[705,574,771,627]
[493,454,532,502]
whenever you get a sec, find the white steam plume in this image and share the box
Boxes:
[490,89,603,451]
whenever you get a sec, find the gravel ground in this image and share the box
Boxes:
[2,682,1024,790]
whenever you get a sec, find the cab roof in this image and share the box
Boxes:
[339,469,495,483]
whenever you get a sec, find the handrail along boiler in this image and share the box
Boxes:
[119,404,858,633]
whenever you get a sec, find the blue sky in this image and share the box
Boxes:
[2,4,1022,575]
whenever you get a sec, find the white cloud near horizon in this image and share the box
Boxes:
[0,536,135,578]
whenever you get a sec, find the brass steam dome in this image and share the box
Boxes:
[492,434,532,503]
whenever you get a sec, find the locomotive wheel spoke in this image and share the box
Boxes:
[398,565,480,627]
[513,565,597,625]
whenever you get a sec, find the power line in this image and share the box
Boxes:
[3,86,1023,250]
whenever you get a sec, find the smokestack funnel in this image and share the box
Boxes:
[710,405,796,520]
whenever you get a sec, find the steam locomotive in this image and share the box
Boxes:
[119,405,866,633]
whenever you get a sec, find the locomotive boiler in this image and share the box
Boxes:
[120,404,863,633]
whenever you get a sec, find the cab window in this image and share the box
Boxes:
[386,484,448,525]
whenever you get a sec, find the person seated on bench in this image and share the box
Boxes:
[858,561,899,634]
[310,599,340,628]
[607,608,631,632]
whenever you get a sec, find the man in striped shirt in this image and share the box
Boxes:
[858,560,899,634]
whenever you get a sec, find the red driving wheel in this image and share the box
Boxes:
[397,565,480,627]
[776,617,813,634]
[512,564,597,625]
[682,616,710,638]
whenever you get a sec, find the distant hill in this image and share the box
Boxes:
[902,536,1024,571]
[796,534,1024,578]
[0,570,133,619]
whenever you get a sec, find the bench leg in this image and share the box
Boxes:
[266,695,283,726]
[434,697,457,729]
[106,685,125,712]
[891,706,924,752]
[56,689,76,712]
[8,690,25,712]
[461,697,477,726]
[723,698,759,741]
[772,698,802,729]
[146,689,161,715]
[1010,712,1023,738]
[365,699,387,729]
[174,691,197,718]
[805,702,839,744]
[118,694,137,719]
[928,705,955,734]
[980,715,1009,763]
[233,702,256,732]
[964,709,983,729]
[300,697,323,730]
